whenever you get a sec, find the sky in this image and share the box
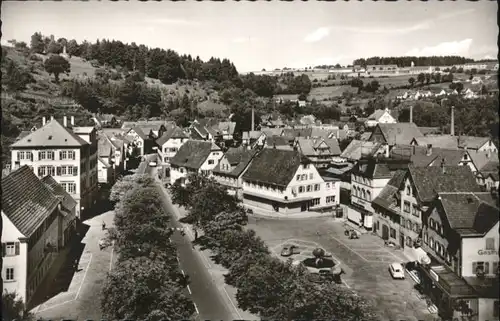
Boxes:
[2,1,498,72]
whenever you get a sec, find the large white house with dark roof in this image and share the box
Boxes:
[2,166,73,307]
[169,140,223,185]
[9,118,98,218]
[156,126,190,177]
[241,148,340,215]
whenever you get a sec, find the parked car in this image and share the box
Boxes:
[389,263,405,279]
[149,161,157,167]
[281,245,300,257]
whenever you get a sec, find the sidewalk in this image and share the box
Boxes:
[156,177,259,320]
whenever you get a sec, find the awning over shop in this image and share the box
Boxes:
[419,264,477,298]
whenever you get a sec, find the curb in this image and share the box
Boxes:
[249,213,343,220]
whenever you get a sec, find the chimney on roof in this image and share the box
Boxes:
[251,106,255,132]
[43,116,46,126]
[63,116,67,127]
[71,116,75,126]
[410,105,413,123]
[426,144,433,156]
[450,106,455,136]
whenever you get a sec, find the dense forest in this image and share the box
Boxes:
[352,56,475,68]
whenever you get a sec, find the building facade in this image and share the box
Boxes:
[10,118,98,218]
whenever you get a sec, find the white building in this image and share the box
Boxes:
[9,117,98,218]
[419,191,499,321]
[241,148,340,214]
[348,158,394,230]
[364,108,398,128]
[2,166,74,307]
[169,140,223,185]
[155,126,190,178]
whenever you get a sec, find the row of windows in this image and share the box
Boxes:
[295,184,321,194]
[37,166,79,178]
[472,261,499,276]
[245,181,285,193]
[402,218,421,233]
[429,218,444,235]
[310,198,320,206]
[164,147,178,153]
[352,186,371,201]
[17,150,77,161]
[352,175,371,186]
[61,182,77,194]
[403,201,420,217]
[326,196,336,204]
[296,173,314,181]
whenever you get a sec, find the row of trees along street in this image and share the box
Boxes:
[100,174,195,320]
[169,173,377,320]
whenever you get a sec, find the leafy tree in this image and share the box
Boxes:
[210,229,268,268]
[3,59,35,91]
[110,174,155,202]
[417,73,425,85]
[457,67,464,73]
[46,40,63,54]
[44,55,71,83]
[101,257,194,320]
[30,32,45,54]
[2,292,33,321]
[350,78,364,93]
[408,77,415,87]
[425,73,431,85]
[470,68,478,75]
[433,73,441,83]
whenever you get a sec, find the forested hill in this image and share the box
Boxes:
[30,32,240,85]
[352,56,475,67]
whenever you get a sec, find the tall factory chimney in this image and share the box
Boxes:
[450,106,455,136]
[410,105,413,123]
[251,106,255,132]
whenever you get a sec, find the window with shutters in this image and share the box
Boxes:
[60,151,67,160]
[47,166,55,177]
[5,268,15,281]
[68,151,75,159]
[17,151,25,160]
[38,166,47,177]
[298,186,304,193]
[4,242,19,256]
[314,184,320,191]
[39,151,47,160]
[473,261,488,274]
[486,238,495,250]
[306,185,312,192]
[403,201,410,213]
[47,151,55,160]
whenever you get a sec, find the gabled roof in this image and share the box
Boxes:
[372,123,423,145]
[192,123,209,138]
[468,150,499,172]
[213,147,258,177]
[156,126,189,146]
[127,127,147,140]
[11,120,88,148]
[353,159,393,179]
[217,121,237,135]
[310,128,332,139]
[98,157,112,168]
[242,131,263,140]
[458,136,492,150]
[367,109,390,121]
[296,138,341,156]
[2,166,60,237]
[408,165,481,203]
[261,128,284,137]
[41,176,77,213]
[372,169,407,211]
[243,148,306,186]
[340,140,382,161]
[16,131,32,141]
[98,136,114,157]
[391,145,467,167]
[412,135,459,149]
[438,192,499,236]
[170,140,220,170]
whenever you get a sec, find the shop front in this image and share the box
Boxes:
[347,201,373,230]
[417,263,478,320]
